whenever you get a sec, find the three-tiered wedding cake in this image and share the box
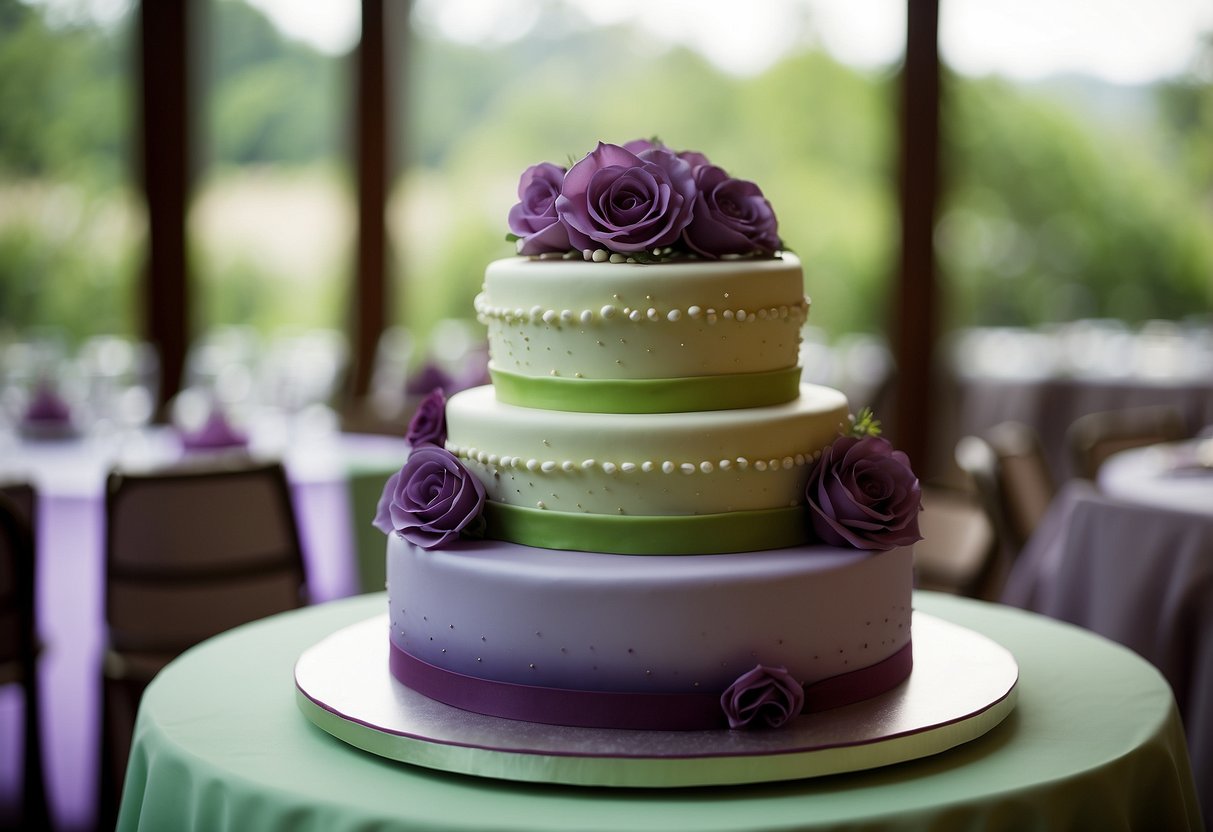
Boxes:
[375,140,922,731]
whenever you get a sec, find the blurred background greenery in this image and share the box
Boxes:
[0,0,1210,353]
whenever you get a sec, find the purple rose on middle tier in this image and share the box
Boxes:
[556,142,697,254]
[508,162,571,256]
[682,165,781,259]
[405,388,446,447]
[805,435,923,551]
[373,445,485,550]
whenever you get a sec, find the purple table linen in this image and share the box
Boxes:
[1003,481,1213,827]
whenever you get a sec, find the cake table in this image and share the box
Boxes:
[115,592,1202,831]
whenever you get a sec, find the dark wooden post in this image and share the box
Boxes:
[138,0,192,414]
[349,0,392,401]
[892,0,941,471]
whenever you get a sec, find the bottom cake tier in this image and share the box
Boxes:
[386,535,913,730]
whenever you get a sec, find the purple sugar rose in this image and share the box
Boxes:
[405,388,447,447]
[720,664,805,729]
[555,142,697,254]
[805,435,923,551]
[676,149,712,169]
[682,165,781,259]
[373,445,486,550]
[622,137,664,154]
[507,162,571,256]
[406,362,455,398]
[620,139,711,171]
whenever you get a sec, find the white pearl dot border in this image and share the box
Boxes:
[474,293,808,329]
[448,443,824,476]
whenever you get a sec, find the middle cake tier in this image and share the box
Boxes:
[444,382,850,554]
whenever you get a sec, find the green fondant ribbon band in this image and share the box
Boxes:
[489,366,801,413]
[482,502,809,555]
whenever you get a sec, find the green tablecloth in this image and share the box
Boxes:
[117,592,1203,832]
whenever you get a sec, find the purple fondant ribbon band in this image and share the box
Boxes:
[390,641,913,731]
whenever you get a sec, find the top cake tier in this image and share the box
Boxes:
[475,254,807,413]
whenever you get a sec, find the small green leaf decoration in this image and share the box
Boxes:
[505,233,521,243]
[850,407,883,438]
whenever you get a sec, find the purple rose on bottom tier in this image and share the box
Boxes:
[373,445,485,550]
[720,664,805,729]
[805,435,923,551]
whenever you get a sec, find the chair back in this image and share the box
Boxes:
[98,459,309,823]
[1067,405,1187,481]
[0,484,36,681]
[956,422,1055,561]
[0,482,50,829]
[104,460,307,657]
[913,486,1000,599]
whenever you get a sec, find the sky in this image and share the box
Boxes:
[240,0,1213,84]
[35,0,1213,84]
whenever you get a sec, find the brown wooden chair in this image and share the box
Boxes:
[913,485,1002,600]
[0,482,50,831]
[98,459,308,824]
[1067,405,1187,481]
[956,422,1056,568]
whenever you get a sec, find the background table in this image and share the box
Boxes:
[1096,438,1213,514]
[1003,474,1213,827]
[0,426,407,831]
[947,374,1213,482]
[117,592,1202,832]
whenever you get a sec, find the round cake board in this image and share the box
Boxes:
[295,611,1017,789]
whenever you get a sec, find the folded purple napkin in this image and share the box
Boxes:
[19,383,77,439]
[181,408,248,451]
[23,383,72,424]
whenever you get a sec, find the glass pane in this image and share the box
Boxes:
[938,0,1213,482]
[938,0,1213,334]
[0,1,141,350]
[0,1,155,441]
[189,0,358,420]
[391,0,904,411]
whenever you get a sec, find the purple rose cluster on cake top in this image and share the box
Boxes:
[508,138,782,261]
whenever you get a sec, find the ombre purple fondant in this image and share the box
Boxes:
[386,535,914,728]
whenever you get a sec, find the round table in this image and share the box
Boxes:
[1097,438,1213,515]
[116,592,1202,832]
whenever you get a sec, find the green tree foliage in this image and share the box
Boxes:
[0,0,1209,346]
[940,72,1213,327]
[207,0,344,167]
[0,0,130,185]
